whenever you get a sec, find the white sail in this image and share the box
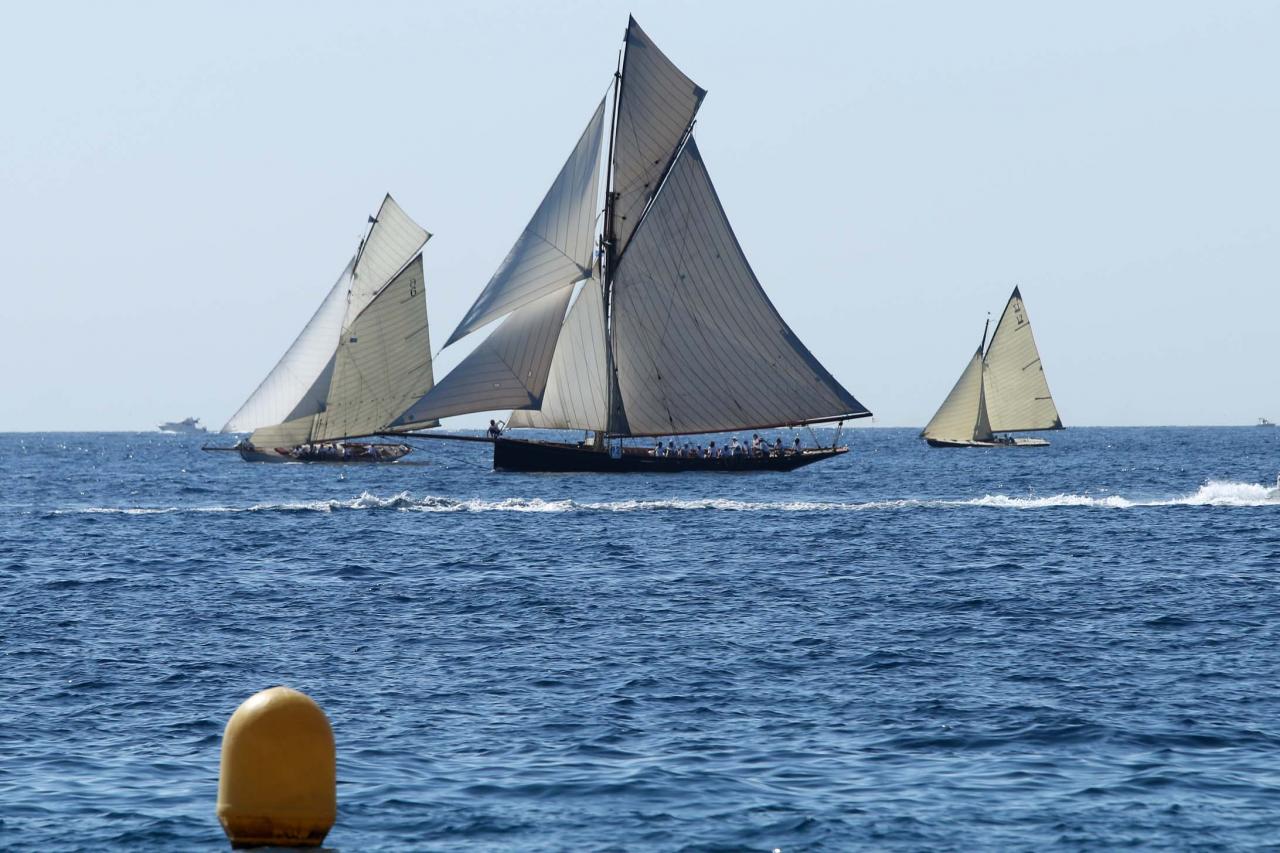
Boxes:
[222,257,354,433]
[394,285,574,425]
[921,348,986,443]
[981,288,1062,433]
[506,279,610,431]
[347,195,431,329]
[610,139,869,436]
[611,16,705,255]
[311,254,436,440]
[445,101,606,346]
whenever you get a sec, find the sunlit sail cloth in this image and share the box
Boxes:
[221,258,353,434]
[611,16,706,255]
[506,280,609,431]
[346,195,431,328]
[245,413,317,451]
[921,287,1062,446]
[411,17,870,471]
[311,254,436,439]
[445,101,607,346]
[921,348,986,444]
[393,286,573,424]
[981,288,1062,432]
[230,196,434,451]
[610,139,869,436]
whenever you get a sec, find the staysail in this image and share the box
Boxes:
[981,288,1062,432]
[506,279,610,431]
[404,17,870,438]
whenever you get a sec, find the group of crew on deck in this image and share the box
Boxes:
[651,434,803,460]
[286,441,383,461]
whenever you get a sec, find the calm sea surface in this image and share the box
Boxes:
[2,427,1278,851]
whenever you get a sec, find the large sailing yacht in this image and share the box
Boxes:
[219,195,439,462]
[393,17,871,472]
[922,287,1063,448]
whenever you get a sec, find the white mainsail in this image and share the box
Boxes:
[444,100,606,346]
[221,258,354,434]
[506,280,609,431]
[921,348,987,443]
[312,254,436,440]
[611,16,706,255]
[982,288,1062,433]
[610,139,869,436]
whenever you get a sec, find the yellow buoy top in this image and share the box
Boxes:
[216,686,336,849]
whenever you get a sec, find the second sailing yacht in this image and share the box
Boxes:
[220,196,439,462]
[922,287,1063,448]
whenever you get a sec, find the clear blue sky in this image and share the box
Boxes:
[3,1,1276,431]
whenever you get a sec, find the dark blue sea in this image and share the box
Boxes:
[2,427,1279,851]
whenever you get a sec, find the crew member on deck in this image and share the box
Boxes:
[487,419,502,440]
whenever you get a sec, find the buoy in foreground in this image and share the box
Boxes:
[217,686,336,848]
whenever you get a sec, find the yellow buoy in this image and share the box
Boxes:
[216,686,336,848]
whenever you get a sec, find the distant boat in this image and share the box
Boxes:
[159,417,207,434]
[922,287,1063,448]
[391,17,871,472]
[215,196,438,463]
[1260,418,1276,427]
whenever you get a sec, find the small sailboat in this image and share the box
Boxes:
[392,17,871,472]
[922,287,1063,448]
[216,196,438,462]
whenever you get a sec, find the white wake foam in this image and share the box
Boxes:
[50,480,1280,516]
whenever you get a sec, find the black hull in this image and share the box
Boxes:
[493,438,845,472]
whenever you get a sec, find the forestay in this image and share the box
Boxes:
[394,286,573,424]
[610,139,869,436]
[506,280,610,431]
[222,257,354,434]
[982,288,1062,433]
[445,101,606,345]
[312,254,437,440]
[611,17,706,255]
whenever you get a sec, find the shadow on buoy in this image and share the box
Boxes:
[217,686,336,848]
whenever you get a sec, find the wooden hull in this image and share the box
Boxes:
[236,442,413,463]
[493,437,845,472]
[925,437,1050,448]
